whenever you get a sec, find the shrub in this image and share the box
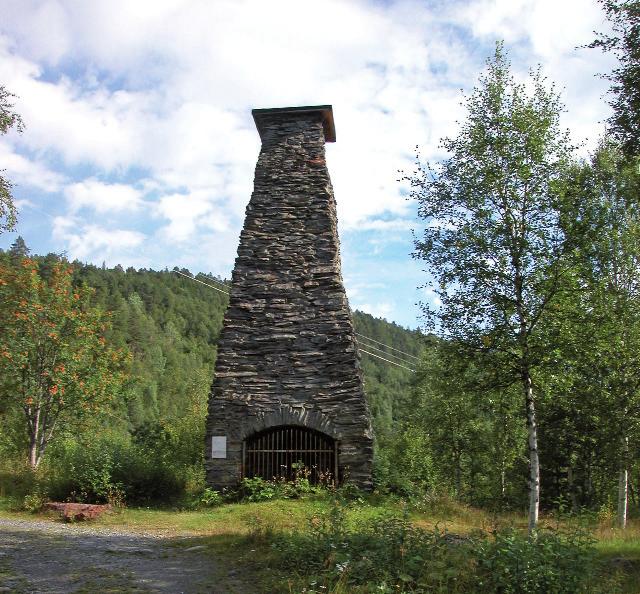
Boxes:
[239,466,325,503]
[269,500,599,593]
[22,492,47,513]
[373,425,438,498]
[45,436,125,504]
[0,458,39,501]
[42,431,190,505]
[272,504,472,592]
[472,528,598,594]
[199,487,224,507]
[240,477,278,502]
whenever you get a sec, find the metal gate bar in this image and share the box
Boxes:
[244,425,337,484]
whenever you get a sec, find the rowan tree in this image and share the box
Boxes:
[0,256,130,468]
[408,45,580,531]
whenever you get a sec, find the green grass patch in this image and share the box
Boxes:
[2,494,639,592]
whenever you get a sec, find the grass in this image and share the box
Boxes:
[1,494,639,592]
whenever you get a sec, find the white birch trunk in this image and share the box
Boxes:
[567,461,579,513]
[524,371,540,533]
[618,436,629,529]
[29,406,41,469]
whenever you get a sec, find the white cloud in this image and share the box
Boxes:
[0,140,65,192]
[0,0,476,233]
[65,179,144,213]
[459,0,615,148]
[53,216,146,263]
[155,191,230,243]
[353,302,395,320]
[423,287,442,307]
[344,278,388,303]
[461,0,606,58]
[351,218,416,232]
[1,0,612,233]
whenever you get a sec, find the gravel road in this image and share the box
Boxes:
[0,518,255,593]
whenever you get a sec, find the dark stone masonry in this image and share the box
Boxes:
[205,105,374,490]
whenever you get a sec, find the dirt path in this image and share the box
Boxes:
[0,518,255,593]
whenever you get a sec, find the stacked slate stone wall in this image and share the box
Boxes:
[205,110,374,490]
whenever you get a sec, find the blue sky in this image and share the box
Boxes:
[0,0,615,329]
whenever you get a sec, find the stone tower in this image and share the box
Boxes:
[205,105,373,490]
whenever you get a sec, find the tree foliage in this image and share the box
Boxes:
[556,140,640,525]
[591,0,640,157]
[0,256,129,468]
[0,85,23,234]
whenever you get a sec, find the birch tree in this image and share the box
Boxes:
[408,45,579,532]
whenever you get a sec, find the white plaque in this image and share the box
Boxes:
[211,436,227,459]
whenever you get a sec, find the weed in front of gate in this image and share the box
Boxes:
[230,463,341,503]
[198,487,224,507]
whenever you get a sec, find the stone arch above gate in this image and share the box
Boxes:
[240,405,339,441]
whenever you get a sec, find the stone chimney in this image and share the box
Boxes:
[205,105,373,490]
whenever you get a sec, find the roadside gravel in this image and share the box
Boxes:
[0,517,255,593]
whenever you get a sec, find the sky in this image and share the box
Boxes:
[0,0,616,329]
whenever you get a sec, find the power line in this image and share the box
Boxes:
[196,273,230,291]
[173,270,230,295]
[355,332,420,360]
[355,338,417,368]
[359,349,415,373]
[19,202,58,221]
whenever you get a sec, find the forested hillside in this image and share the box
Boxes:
[72,260,425,435]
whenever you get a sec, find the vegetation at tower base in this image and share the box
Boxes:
[0,85,23,234]
[407,44,585,532]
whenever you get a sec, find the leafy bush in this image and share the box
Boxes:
[199,487,224,507]
[473,528,598,594]
[240,477,278,502]
[272,504,472,592]
[239,467,325,503]
[22,492,47,513]
[0,458,39,500]
[373,425,438,498]
[45,436,126,504]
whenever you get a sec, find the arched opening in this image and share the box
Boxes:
[243,425,337,484]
